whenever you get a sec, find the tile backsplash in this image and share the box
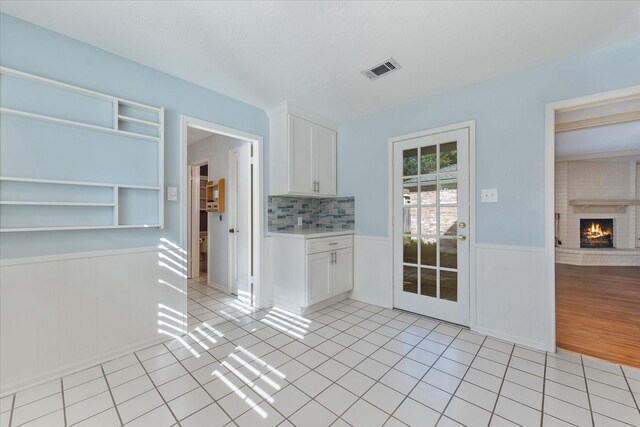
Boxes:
[268,196,355,231]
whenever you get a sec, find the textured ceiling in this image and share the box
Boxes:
[2,1,640,123]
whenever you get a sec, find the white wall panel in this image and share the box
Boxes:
[475,244,549,350]
[350,237,551,351]
[351,236,393,308]
[0,247,186,395]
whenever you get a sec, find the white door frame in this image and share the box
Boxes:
[187,158,209,279]
[388,120,477,329]
[180,115,265,307]
[544,85,640,352]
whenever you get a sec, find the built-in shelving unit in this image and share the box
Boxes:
[0,66,165,232]
[200,176,208,211]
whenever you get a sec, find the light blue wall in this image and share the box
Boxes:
[0,14,269,258]
[338,39,640,246]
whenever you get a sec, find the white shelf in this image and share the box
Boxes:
[0,224,161,233]
[0,201,115,207]
[0,176,159,190]
[0,176,162,232]
[117,115,160,128]
[0,108,160,142]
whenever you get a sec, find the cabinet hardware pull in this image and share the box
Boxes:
[329,242,338,245]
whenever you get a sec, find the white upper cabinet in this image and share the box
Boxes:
[269,102,337,196]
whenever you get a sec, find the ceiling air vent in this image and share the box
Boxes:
[362,58,402,80]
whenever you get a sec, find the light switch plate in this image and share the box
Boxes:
[481,188,498,203]
[167,186,178,201]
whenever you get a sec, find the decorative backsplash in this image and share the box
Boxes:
[268,196,355,231]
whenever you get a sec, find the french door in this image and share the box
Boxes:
[393,128,470,325]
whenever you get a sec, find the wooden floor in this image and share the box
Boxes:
[556,263,640,368]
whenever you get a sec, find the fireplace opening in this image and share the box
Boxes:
[580,219,614,248]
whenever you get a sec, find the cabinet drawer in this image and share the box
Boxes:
[306,235,353,254]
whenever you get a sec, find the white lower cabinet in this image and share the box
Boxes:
[307,251,333,306]
[332,248,354,295]
[270,232,354,314]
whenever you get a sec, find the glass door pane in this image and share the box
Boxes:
[401,140,459,302]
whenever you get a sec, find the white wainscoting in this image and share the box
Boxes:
[475,244,549,351]
[0,245,187,396]
[351,235,393,308]
[349,237,551,351]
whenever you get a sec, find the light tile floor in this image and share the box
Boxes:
[2,277,639,427]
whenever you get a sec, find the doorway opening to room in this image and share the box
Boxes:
[182,116,263,306]
[549,90,640,367]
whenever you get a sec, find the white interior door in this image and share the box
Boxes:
[188,164,200,278]
[228,145,252,303]
[393,128,470,325]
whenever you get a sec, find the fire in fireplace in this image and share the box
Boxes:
[580,219,613,248]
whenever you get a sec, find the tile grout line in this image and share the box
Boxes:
[539,351,548,427]
[486,341,516,426]
[433,334,488,426]
[60,378,68,427]
[131,351,182,426]
[99,364,125,427]
[580,356,596,427]
[161,341,241,426]
[8,394,15,427]
[620,369,640,413]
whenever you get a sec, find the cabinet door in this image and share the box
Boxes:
[289,115,316,195]
[332,248,353,295]
[316,125,337,196]
[307,252,332,306]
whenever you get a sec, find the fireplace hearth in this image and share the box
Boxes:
[580,219,613,248]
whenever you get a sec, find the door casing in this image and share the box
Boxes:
[181,115,265,308]
[388,121,477,329]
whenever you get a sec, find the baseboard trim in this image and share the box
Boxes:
[474,326,549,352]
[0,335,167,397]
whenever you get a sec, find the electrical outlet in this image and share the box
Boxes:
[297,217,303,226]
[481,188,498,203]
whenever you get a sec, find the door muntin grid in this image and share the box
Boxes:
[402,141,458,301]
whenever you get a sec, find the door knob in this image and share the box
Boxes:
[456,235,467,241]
[229,228,235,233]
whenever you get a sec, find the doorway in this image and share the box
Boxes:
[546,87,640,366]
[182,116,263,307]
[391,123,474,326]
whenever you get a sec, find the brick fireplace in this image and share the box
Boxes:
[555,159,640,266]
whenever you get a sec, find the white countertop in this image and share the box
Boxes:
[268,229,355,239]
